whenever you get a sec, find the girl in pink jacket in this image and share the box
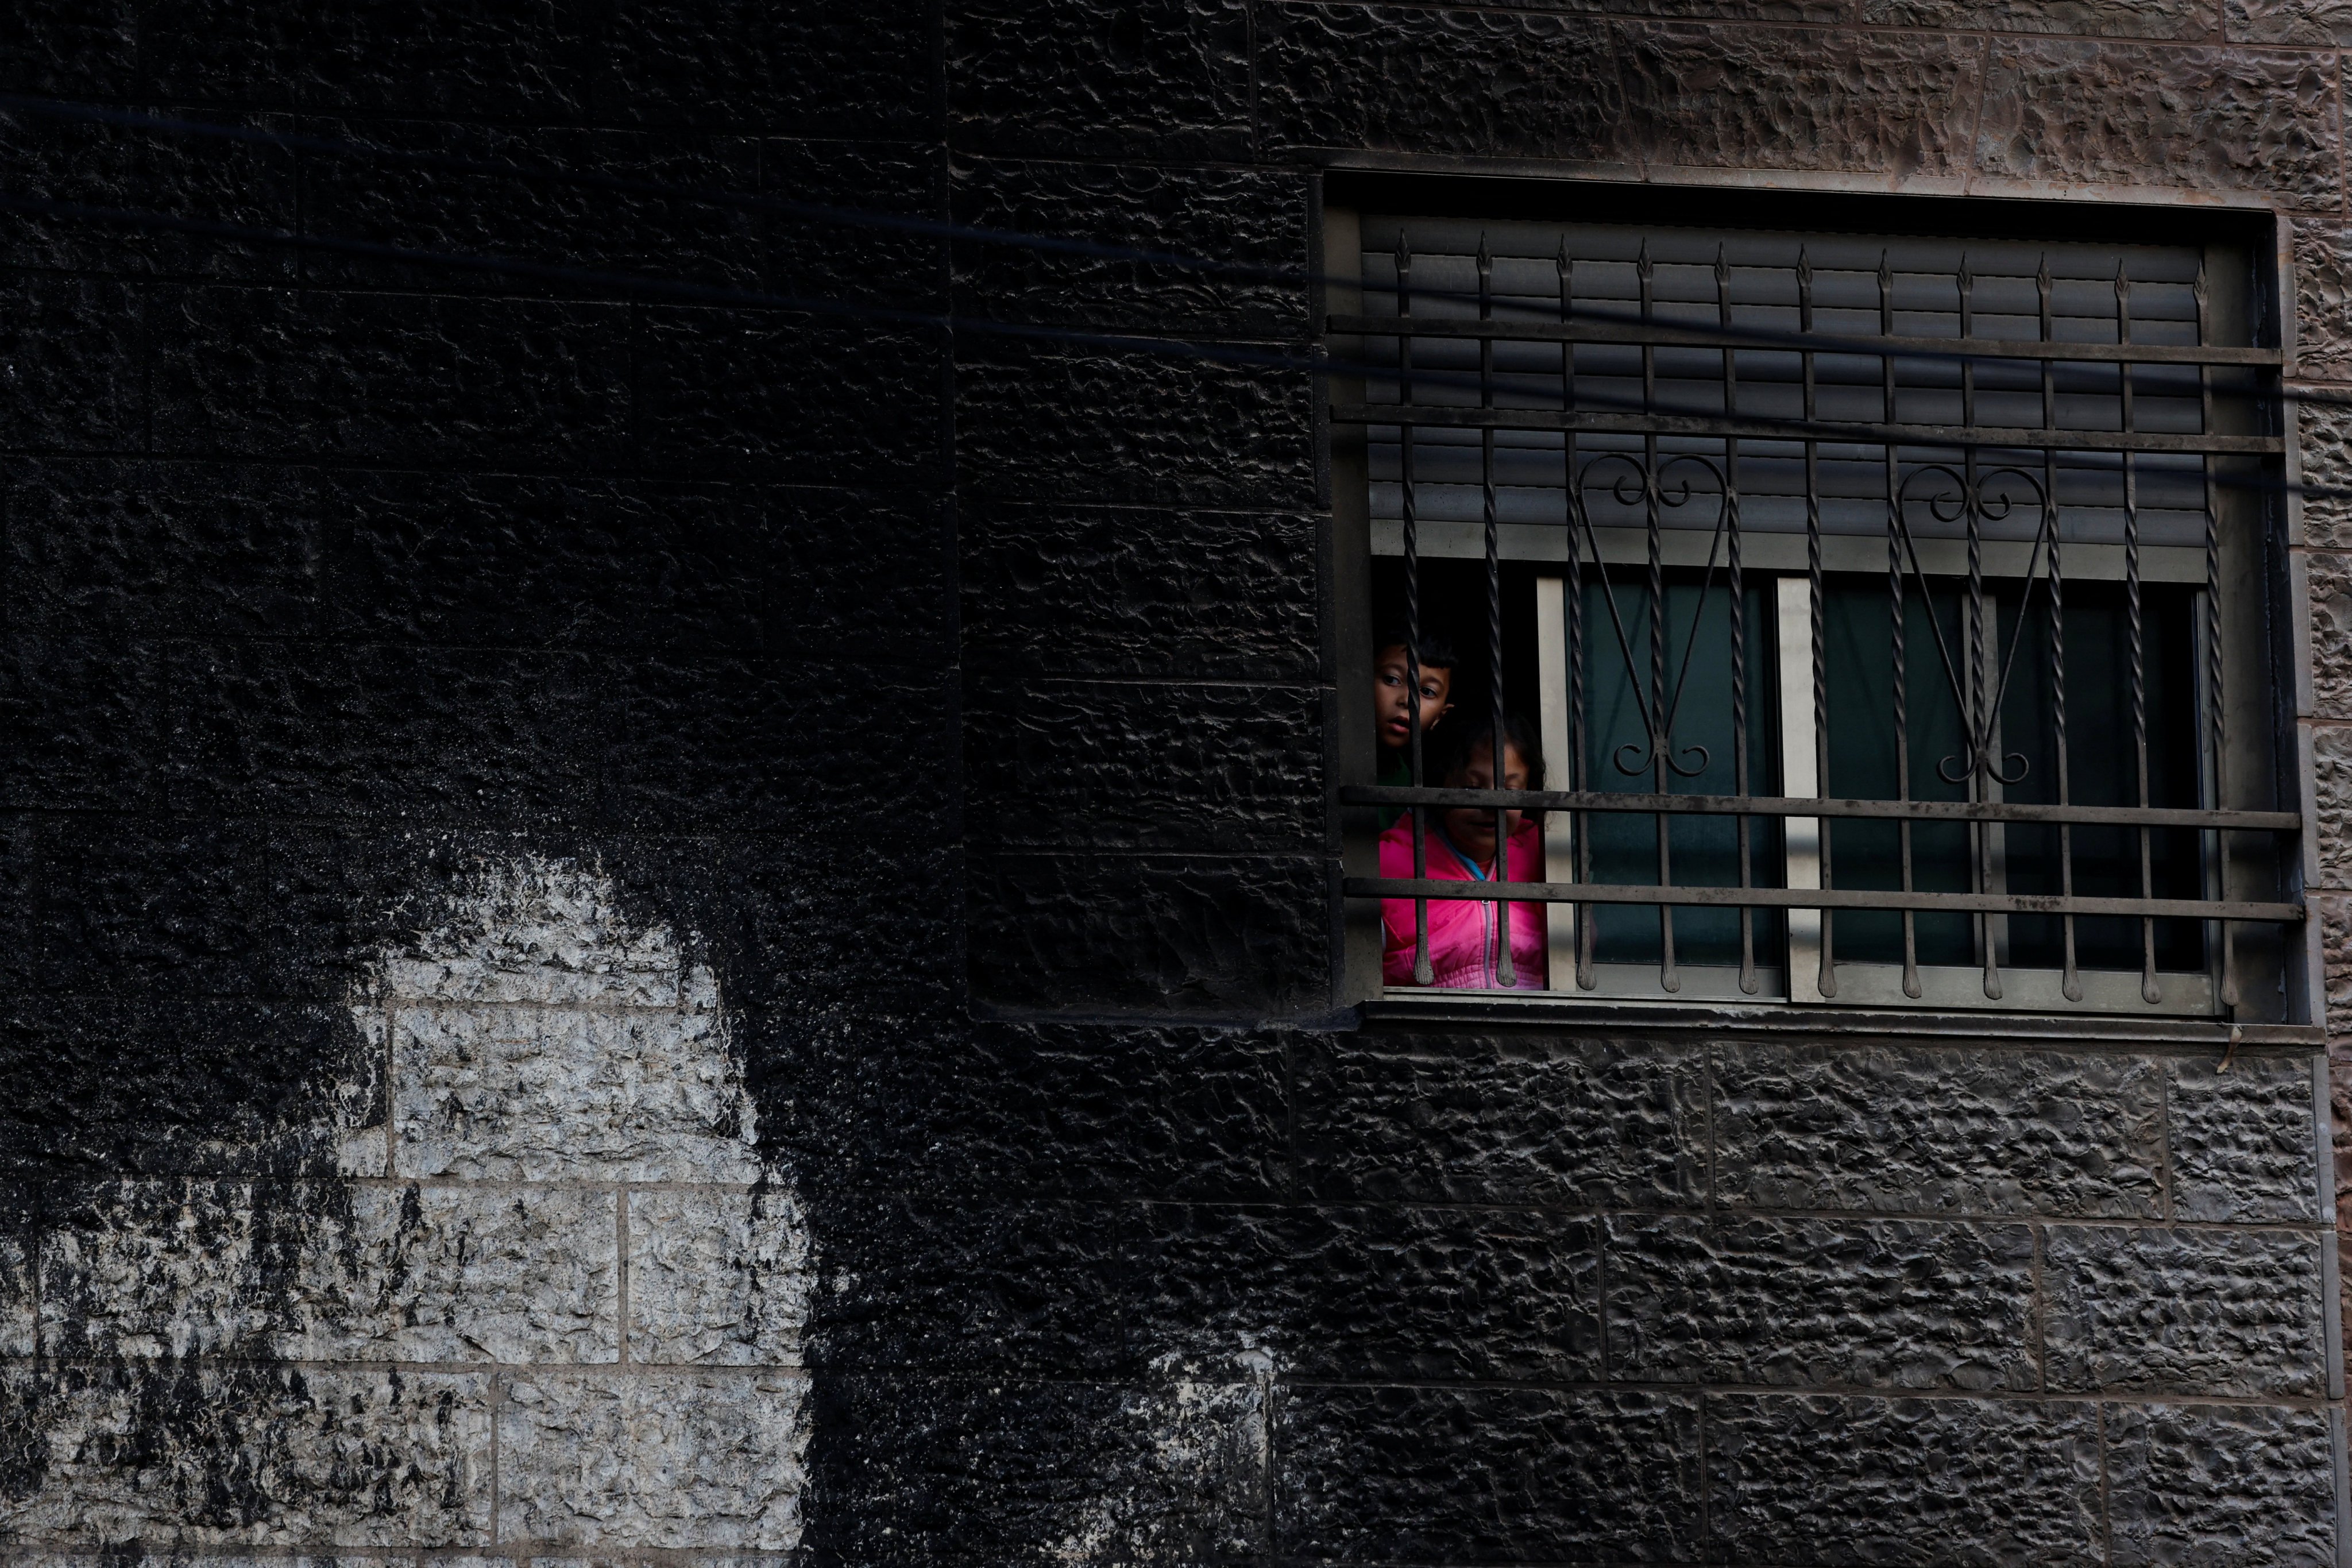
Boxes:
[1379,715,1547,990]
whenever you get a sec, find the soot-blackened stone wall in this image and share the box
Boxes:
[0,3,2347,1566]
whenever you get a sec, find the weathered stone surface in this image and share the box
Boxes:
[1864,0,2208,33]
[803,1021,1290,1202]
[1,1364,492,1545]
[959,501,1320,681]
[2319,892,2352,1031]
[0,1220,31,1356]
[627,1188,809,1366]
[392,1007,760,1184]
[0,276,142,453]
[810,1371,1269,1562]
[957,342,1316,508]
[2291,221,2352,388]
[2307,551,2352,719]
[1276,1385,1701,1561]
[946,0,1252,159]
[497,1370,808,1549]
[963,678,1323,852]
[1713,1041,2165,1218]
[0,634,159,813]
[1295,1033,1706,1208]
[812,1196,1599,1382]
[2106,1401,2338,1566]
[376,858,687,1008]
[1706,1394,2104,1565]
[966,851,1330,1018]
[1260,9,1983,174]
[952,157,1306,336]
[2168,1053,2321,1222]
[2042,1225,2326,1396]
[2229,0,2352,44]
[2317,724,2352,883]
[1608,1214,2038,1391]
[1976,41,2338,206]
[40,1179,619,1365]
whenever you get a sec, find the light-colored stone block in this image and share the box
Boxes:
[627,1188,810,1366]
[3,1365,493,1546]
[379,860,685,1007]
[40,1180,618,1365]
[392,1005,760,1184]
[497,1371,809,1550]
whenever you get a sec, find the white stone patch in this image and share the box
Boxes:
[5,855,813,1555]
[1050,1345,1276,1566]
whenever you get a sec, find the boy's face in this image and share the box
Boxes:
[1440,739,1530,862]
[1374,644,1453,751]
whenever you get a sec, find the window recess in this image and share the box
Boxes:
[1331,211,2302,1017]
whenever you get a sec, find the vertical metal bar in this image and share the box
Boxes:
[1801,246,1835,998]
[1563,245,1593,990]
[1640,242,1678,992]
[2119,261,2161,1003]
[1480,237,1514,987]
[1882,251,1921,998]
[1779,577,1826,998]
[1537,576,1577,989]
[1721,246,1758,995]
[2041,254,2082,1002]
[1962,258,2003,1001]
[2196,257,2238,1010]
[1398,235,1432,986]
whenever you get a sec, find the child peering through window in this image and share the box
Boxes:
[1372,626,1456,829]
[1379,710,1547,991]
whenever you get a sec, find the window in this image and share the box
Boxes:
[1328,198,2303,1018]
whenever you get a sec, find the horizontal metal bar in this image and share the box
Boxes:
[1342,785,2301,833]
[1325,312,2283,369]
[1345,876,2304,922]
[1328,403,2283,457]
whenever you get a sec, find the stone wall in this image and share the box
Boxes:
[0,0,2347,1563]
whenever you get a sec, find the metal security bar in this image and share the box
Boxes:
[1333,218,2299,1014]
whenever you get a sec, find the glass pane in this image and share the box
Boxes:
[1999,582,2204,971]
[1582,576,1783,966]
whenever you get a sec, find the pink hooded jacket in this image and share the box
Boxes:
[1378,812,1548,990]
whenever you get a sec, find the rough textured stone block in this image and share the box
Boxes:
[0,1219,31,1356]
[147,288,634,466]
[603,654,952,835]
[2042,1225,2326,1397]
[810,1195,1598,1382]
[627,1188,809,1366]
[632,308,945,486]
[2310,553,2352,719]
[0,634,160,813]
[963,678,1323,852]
[805,1372,1267,1562]
[958,501,1320,681]
[1,1364,492,1545]
[1976,41,2338,206]
[2106,1401,2337,1566]
[374,858,688,1008]
[800,1021,1290,1202]
[0,0,136,97]
[965,851,1330,1017]
[0,110,294,280]
[952,157,1306,336]
[393,1006,762,1183]
[2317,723,2352,883]
[1276,1385,1700,1561]
[946,0,1252,159]
[496,1370,807,1549]
[593,0,934,136]
[2320,892,2352,1032]
[1863,0,2208,32]
[957,341,1315,508]
[2168,1053,2321,1222]
[0,276,142,452]
[4,458,325,638]
[1295,1033,1706,1208]
[2229,0,2352,44]
[1714,1041,2165,1218]
[2291,221,2352,389]
[761,139,949,311]
[1706,1394,2103,1564]
[1608,1214,2038,1391]
[167,640,601,823]
[1260,9,1982,174]
[39,1179,619,1365]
